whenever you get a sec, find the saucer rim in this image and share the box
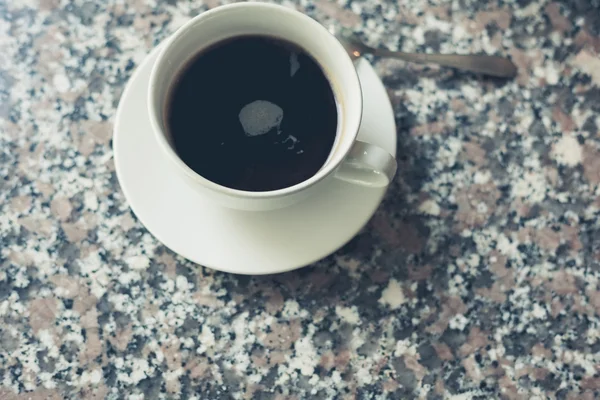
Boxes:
[113,42,396,275]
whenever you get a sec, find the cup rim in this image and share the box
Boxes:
[148,2,363,199]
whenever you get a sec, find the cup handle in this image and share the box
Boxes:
[334,141,397,187]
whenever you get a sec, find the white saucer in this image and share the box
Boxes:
[113,42,396,275]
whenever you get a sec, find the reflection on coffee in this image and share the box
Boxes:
[166,35,338,192]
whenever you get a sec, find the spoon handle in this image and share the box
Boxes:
[373,48,518,78]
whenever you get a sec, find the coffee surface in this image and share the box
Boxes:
[166,35,338,192]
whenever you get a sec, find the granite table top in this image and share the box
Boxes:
[1,0,600,399]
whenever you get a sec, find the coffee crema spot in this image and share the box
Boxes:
[238,100,283,137]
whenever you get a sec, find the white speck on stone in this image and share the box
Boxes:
[496,233,520,258]
[532,303,547,319]
[118,271,140,285]
[53,73,70,92]
[282,299,302,318]
[379,279,406,309]
[545,63,560,85]
[425,14,452,33]
[130,358,150,384]
[452,25,467,41]
[162,279,175,293]
[109,293,129,312]
[81,369,102,385]
[331,370,343,384]
[84,191,98,211]
[419,199,441,216]
[290,52,300,77]
[473,170,492,184]
[448,393,476,400]
[165,368,184,385]
[466,257,479,272]
[551,135,582,167]
[412,26,425,45]
[587,327,600,344]
[13,270,30,288]
[512,171,547,203]
[197,325,215,354]
[394,339,417,357]
[571,49,600,85]
[274,371,291,386]
[566,350,597,375]
[176,275,188,291]
[114,357,125,369]
[449,314,469,330]
[39,372,56,389]
[128,255,149,270]
[0,301,8,317]
[78,252,109,298]
[64,330,84,345]
[335,305,360,325]
[239,100,283,137]
[39,329,55,349]
[289,336,317,376]
[515,1,541,17]
[355,364,374,385]
[533,65,560,85]
[477,202,489,214]
[461,85,479,102]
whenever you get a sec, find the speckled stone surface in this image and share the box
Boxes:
[1,0,600,399]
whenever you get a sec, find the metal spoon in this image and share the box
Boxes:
[336,30,518,78]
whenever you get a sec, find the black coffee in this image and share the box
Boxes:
[166,35,338,192]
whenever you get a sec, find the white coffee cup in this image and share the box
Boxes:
[148,2,396,211]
